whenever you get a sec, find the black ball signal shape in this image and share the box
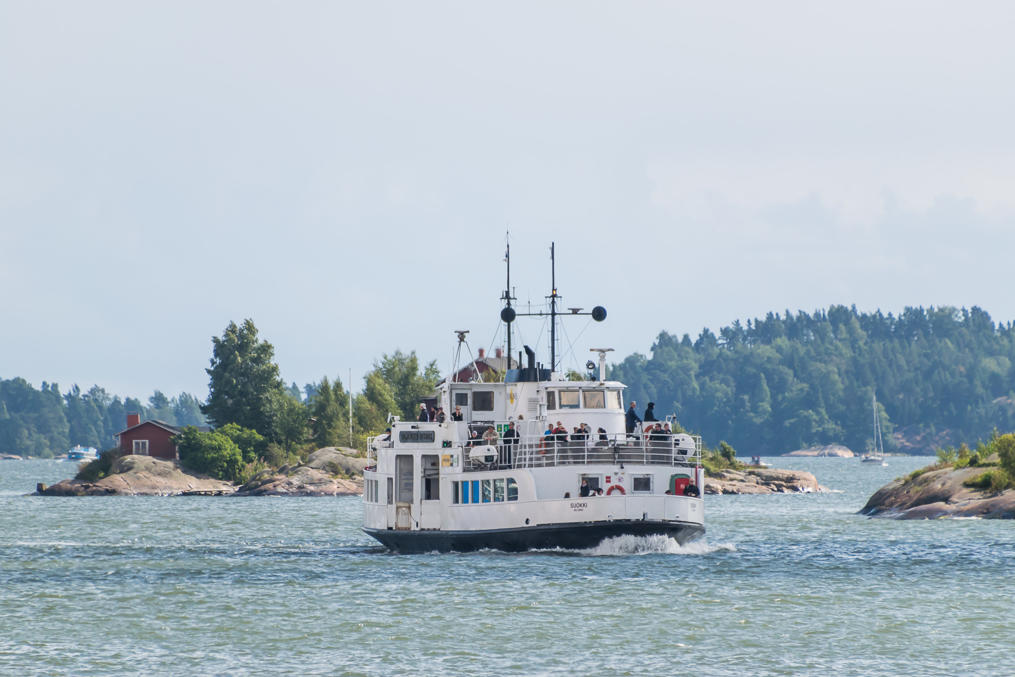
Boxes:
[586,360,597,371]
[591,306,607,322]
[501,306,517,323]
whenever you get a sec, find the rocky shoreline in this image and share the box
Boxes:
[860,465,1015,519]
[705,467,824,494]
[36,447,366,497]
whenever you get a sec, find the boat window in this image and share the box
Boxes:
[481,479,492,503]
[582,391,605,409]
[386,477,393,505]
[581,474,602,491]
[559,390,580,409]
[546,391,556,410]
[399,430,435,444]
[632,475,653,493]
[494,478,505,502]
[454,392,469,406]
[473,391,494,411]
[470,480,480,504]
[507,477,518,501]
[607,391,622,409]
[453,481,460,504]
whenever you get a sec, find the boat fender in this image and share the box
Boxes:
[683,484,700,497]
[606,484,626,496]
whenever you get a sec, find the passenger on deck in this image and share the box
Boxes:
[451,406,464,421]
[436,407,446,423]
[483,426,499,446]
[418,404,430,422]
[626,401,641,435]
[597,427,609,445]
[579,478,592,497]
[644,402,658,422]
[502,421,519,465]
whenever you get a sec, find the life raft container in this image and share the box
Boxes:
[606,484,626,496]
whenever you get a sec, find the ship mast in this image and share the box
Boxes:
[502,241,607,375]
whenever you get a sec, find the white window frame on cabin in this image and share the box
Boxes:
[133,439,149,455]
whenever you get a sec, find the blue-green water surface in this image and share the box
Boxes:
[2,457,1013,676]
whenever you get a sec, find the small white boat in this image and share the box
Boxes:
[66,445,99,462]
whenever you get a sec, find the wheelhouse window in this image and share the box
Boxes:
[473,391,494,411]
[546,391,556,410]
[454,392,469,406]
[133,439,149,455]
[607,391,622,409]
[559,390,580,408]
[582,391,605,408]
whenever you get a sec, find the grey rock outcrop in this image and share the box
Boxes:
[705,467,824,494]
[234,447,365,496]
[783,444,855,458]
[860,465,1015,519]
[37,456,236,496]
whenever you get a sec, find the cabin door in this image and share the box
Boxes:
[419,454,441,530]
[395,455,415,530]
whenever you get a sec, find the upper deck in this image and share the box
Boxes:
[368,420,701,472]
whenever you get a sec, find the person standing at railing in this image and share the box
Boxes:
[451,406,464,421]
[502,420,519,466]
[644,402,658,422]
[626,401,641,436]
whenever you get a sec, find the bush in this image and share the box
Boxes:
[174,426,244,483]
[963,469,1012,493]
[995,434,1015,477]
[74,449,121,482]
[216,423,267,464]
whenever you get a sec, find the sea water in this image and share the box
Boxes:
[2,457,1013,676]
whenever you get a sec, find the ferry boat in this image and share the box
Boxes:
[362,243,705,553]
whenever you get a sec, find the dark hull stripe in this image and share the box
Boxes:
[363,520,705,553]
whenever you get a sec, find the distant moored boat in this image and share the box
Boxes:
[66,445,99,462]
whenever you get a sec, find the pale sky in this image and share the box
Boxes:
[2,1,1014,400]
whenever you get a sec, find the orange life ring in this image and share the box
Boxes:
[606,484,626,495]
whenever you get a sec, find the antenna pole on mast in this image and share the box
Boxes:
[549,242,558,372]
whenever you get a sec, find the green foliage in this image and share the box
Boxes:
[936,447,958,466]
[215,423,267,464]
[701,440,745,475]
[270,393,310,454]
[201,319,287,439]
[611,305,1015,454]
[963,469,1012,493]
[174,426,244,483]
[995,433,1015,477]
[370,351,441,421]
[74,448,121,482]
[309,376,349,448]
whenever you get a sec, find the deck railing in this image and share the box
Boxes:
[367,424,701,471]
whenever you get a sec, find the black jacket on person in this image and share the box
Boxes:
[644,404,657,422]
[502,427,519,445]
[625,406,641,433]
